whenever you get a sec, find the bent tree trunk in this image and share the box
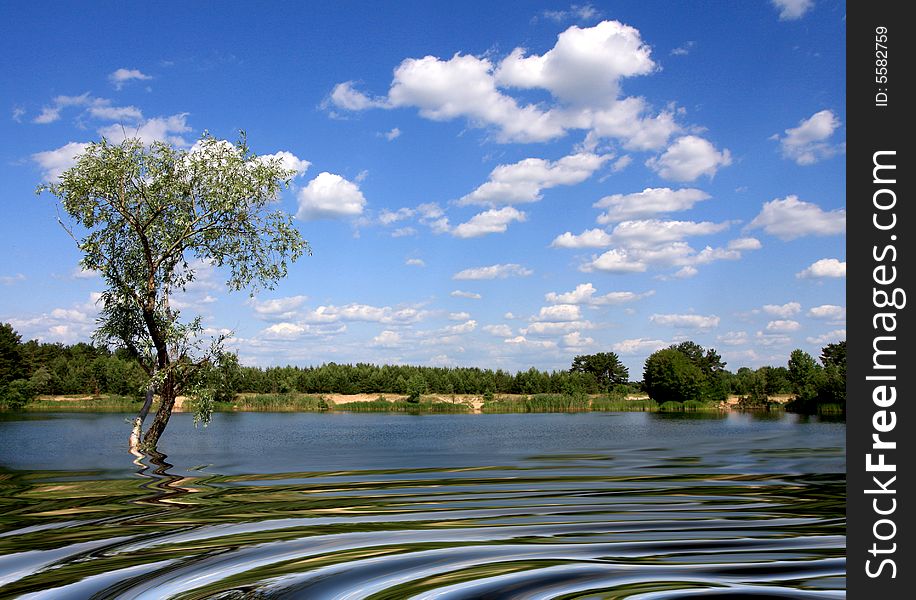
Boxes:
[142,373,176,448]
[129,375,156,452]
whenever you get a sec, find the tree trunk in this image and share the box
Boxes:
[142,373,175,448]
[129,376,156,452]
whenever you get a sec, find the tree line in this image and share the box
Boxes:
[2,321,845,413]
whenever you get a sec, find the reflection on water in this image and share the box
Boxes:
[0,412,845,598]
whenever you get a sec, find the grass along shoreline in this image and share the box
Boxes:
[8,392,804,414]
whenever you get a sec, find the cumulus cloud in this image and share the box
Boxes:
[650,313,720,329]
[581,248,648,273]
[608,219,730,247]
[98,113,192,146]
[249,295,308,321]
[328,81,388,110]
[776,110,842,165]
[532,304,583,322]
[109,68,152,90]
[727,237,762,251]
[300,303,428,325]
[327,21,679,148]
[459,152,610,206]
[806,329,846,345]
[451,290,482,299]
[259,151,311,177]
[717,331,749,346]
[545,283,653,305]
[807,304,846,321]
[504,336,557,349]
[796,258,846,279]
[562,331,594,348]
[371,330,403,348]
[550,228,613,248]
[405,258,426,267]
[747,195,845,240]
[261,322,347,341]
[646,135,732,181]
[483,324,514,337]
[448,312,471,321]
[766,319,801,332]
[452,207,526,238]
[772,0,814,21]
[762,302,801,318]
[443,320,477,334]
[594,187,710,223]
[522,320,592,335]
[453,263,532,280]
[33,92,144,125]
[612,338,668,355]
[296,172,367,220]
[382,127,401,141]
[32,141,90,180]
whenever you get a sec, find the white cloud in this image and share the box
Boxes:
[608,219,730,247]
[611,155,632,172]
[379,208,415,225]
[807,305,846,321]
[249,295,308,321]
[328,81,388,110]
[391,227,417,238]
[646,135,732,181]
[595,187,710,223]
[448,312,471,321]
[650,313,720,329]
[495,20,656,105]
[109,68,152,89]
[459,153,610,206]
[388,53,564,143]
[451,290,482,299]
[540,4,600,23]
[87,105,143,121]
[504,336,557,349]
[0,273,26,285]
[302,303,427,325]
[806,329,846,345]
[328,21,679,147]
[453,263,532,280]
[98,113,192,146]
[296,172,367,220]
[551,228,613,248]
[762,302,801,318]
[522,320,593,335]
[371,330,403,348]
[776,109,842,165]
[483,324,514,337]
[405,258,426,267]
[671,41,696,56]
[533,304,583,322]
[444,320,477,334]
[32,142,90,180]
[671,265,698,279]
[727,237,762,251]
[797,258,846,279]
[581,249,647,273]
[545,283,653,306]
[772,0,814,21]
[452,207,526,238]
[259,151,311,177]
[766,319,801,332]
[613,338,668,355]
[562,331,594,348]
[717,331,749,346]
[383,127,401,141]
[260,322,347,341]
[747,196,845,239]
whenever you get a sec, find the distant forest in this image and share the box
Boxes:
[1,322,845,413]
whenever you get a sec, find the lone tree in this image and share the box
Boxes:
[39,134,308,449]
[643,341,727,403]
[570,352,629,392]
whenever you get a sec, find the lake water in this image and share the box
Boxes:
[0,411,845,598]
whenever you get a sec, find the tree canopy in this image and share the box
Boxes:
[643,341,727,404]
[39,133,308,448]
[569,352,629,392]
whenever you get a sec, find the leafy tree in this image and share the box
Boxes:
[643,348,704,403]
[787,348,822,409]
[818,341,846,406]
[0,323,26,385]
[39,134,308,449]
[405,373,427,403]
[570,352,629,392]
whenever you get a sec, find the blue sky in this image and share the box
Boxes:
[0,0,846,377]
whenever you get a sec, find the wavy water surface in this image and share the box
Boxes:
[0,411,845,598]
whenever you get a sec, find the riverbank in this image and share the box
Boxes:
[9,392,799,414]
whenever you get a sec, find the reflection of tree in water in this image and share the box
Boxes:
[132,448,196,506]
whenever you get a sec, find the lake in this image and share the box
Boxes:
[0,411,845,598]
